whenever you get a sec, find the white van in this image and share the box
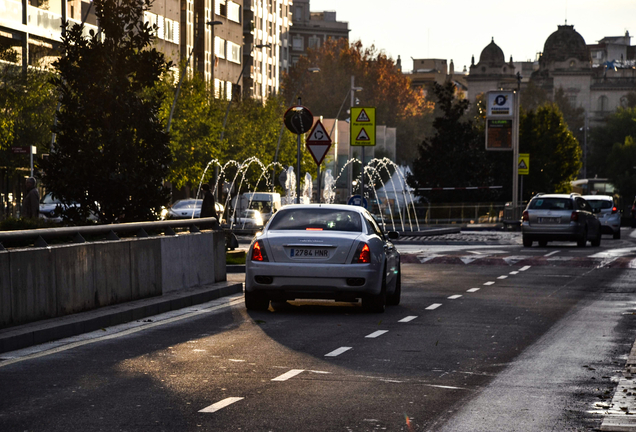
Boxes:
[236,192,281,223]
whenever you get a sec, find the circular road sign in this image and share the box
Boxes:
[284,106,313,134]
[347,195,368,209]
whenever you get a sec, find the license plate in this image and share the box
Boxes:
[290,248,330,258]
[538,217,560,224]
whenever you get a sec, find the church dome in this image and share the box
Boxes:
[479,38,505,65]
[541,25,591,63]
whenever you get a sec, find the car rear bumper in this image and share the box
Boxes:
[245,261,383,300]
[521,222,584,240]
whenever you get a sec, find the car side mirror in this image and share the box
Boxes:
[387,231,399,240]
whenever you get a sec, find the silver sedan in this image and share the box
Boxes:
[245,204,401,313]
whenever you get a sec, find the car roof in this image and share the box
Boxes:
[581,195,613,201]
[532,194,577,199]
[278,203,367,213]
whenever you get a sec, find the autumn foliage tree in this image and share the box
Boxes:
[282,39,433,164]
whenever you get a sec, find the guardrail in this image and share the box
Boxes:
[0,218,220,250]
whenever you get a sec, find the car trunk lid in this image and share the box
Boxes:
[264,230,361,264]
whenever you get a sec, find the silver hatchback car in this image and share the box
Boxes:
[245,204,401,313]
[582,195,621,239]
[521,193,602,247]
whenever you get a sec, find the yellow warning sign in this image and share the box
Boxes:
[351,107,376,146]
[518,153,530,175]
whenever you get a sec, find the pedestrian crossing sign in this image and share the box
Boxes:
[351,107,376,146]
[518,153,530,175]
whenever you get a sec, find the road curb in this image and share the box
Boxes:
[0,281,243,355]
[601,337,636,431]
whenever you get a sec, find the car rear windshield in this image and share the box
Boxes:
[173,200,200,209]
[268,208,362,232]
[585,199,613,210]
[528,198,573,210]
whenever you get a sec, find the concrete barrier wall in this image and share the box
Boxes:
[0,230,225,329]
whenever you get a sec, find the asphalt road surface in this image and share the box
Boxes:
[1,229,636,431]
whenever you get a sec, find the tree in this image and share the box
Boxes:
[519,104,582,198]
[42,0,172,223]
[282,39,433,165]
[588,107,636,178]
[408,82,501,203]
[606,136,636,205]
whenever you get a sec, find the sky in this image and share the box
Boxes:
[309,0,636,72]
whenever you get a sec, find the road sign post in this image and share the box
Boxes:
[306,120,333,203]
[351,107,376,207]
[284,102,313,204]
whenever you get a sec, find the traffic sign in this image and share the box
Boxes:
[518,153,530,175]
[487,91,514,118]
[347,195,368,209]
[306,120,332,165]
[351,107,376,146]
[485,119,512,151]
[284,105,313,134]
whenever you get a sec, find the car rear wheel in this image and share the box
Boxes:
[577,228,588,247]
[523,236,533,247]
[386,264,401,306]
[363,266,387,313]
[591,229,602,247]
[538,240,548,247]
[245,291,269,311]
[614,229,621,239]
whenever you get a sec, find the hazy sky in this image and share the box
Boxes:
[309,0,635,72]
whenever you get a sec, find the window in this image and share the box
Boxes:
[164,18,179,44]
[144,12,158,37]
[294,5,303,21]
[292,36,303,51]
[216,0,226,16]
[228,1,241,23]
[214,79,222,99]
[215,37,226,59]
[598,95,609,112]
[226,81,233,100]
[308,36,320,49]
[227,41,241,64]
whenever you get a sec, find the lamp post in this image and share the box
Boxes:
[219,43,271,141]
[271,67,320,192]
[347,76,362,199]
[166,20,223,133]
[329,85,362,192]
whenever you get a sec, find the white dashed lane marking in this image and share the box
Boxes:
[365,330,389,338]
[448,295,462,300]
[399,316,418,323]
[520,266,531,271]
[484,281,495,286]
[199,397,244,413]
[509,271,519,275]
[325,347,352,357]
[426,303,442,310]
[467,288,480,293]
[497,275,508,279]
[271,369,305,381]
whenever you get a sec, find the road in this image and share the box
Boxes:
[1,229,636,431]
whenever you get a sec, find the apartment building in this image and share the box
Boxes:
[288,0,349,67]
[242,0,293,100]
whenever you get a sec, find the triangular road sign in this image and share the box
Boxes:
[356,109,370,122]
[306,120,332,144]
[356,127,370,141]
[519,160,528,170]
[306,143,331,166]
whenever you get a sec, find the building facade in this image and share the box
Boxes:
[288,0,349,67]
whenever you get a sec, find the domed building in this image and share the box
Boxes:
[466,38,517,100]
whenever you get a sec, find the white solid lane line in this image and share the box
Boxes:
[467,288,480,293]
[399,316,418,323]
[365,330,389,338]
[484,281,495,286]
[325,347,352,357]
[448,295,462,300]
[272,369,305,381]
[544,250,560,257]
[497,275,508,279]
[519,266,531,271]
[199,397,244,413]
[426,303,442,310]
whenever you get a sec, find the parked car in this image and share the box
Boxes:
[232,209,264,229]
[521,193,602,247]
[582,195,621,239]
[165,199,223,220]
[631,196,636,228]
[39,192,98,223]
[245,204,401,313]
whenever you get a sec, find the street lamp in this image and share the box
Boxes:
[347,76,363,199]
[166,20,223,133]
[219,43,272,141]
[271,67,320,192]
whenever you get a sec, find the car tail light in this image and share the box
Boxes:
[352,242,371,264]
[251,240,269,262]
[570,211,579,222]
[612,206,618,214]
[522,211,529,222]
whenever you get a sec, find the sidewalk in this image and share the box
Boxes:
[0,280,243,354]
